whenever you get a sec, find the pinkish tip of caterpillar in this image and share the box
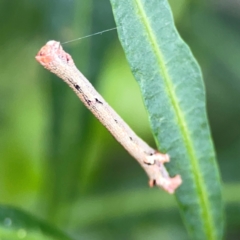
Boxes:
[35,41,73,69]
[35,41,60,66]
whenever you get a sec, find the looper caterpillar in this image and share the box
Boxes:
[35,41,182,194]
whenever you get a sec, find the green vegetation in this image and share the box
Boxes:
[110,1,222,239]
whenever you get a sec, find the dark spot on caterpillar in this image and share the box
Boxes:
[152,179,156,186]
[149,179,156,188]
[144,159,155,165]
[144,162,152,166]
[95,98,103,104]
[66,55,70,63]
[86,99,91,106]
[129,137,133,141]
[75,84,80,91]
[114,119,118,123]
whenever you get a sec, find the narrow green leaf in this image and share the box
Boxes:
[110,0,224,239]
[0,205,72,240]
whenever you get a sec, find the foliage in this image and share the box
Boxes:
[0,205,71,240]
[110,1,223,239]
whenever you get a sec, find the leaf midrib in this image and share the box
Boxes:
[133,0,215,238]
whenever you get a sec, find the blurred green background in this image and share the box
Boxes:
[0,0,240,239]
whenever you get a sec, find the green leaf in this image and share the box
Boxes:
[0,205,72,240]
[109,0,224,239]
